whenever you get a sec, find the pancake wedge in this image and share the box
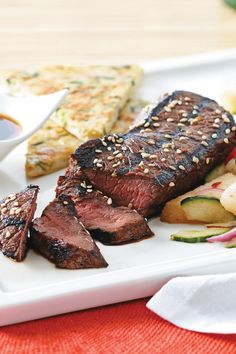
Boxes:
[26,98,148,177]
[51,65,143,139]
[2,65,143,177]
[26,119,80,177]
[4,65,142,137]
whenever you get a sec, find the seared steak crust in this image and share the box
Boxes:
[69,91,236,217]
[30,199,108,269]
[56,175,153,245]
[0,185,39,261]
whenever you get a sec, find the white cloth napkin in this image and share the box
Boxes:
[146,273,236,334]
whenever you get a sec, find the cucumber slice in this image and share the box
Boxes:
[181,196,235,223]
[225,237,236,248]
[171,228,230,243]
[205,164,226,183]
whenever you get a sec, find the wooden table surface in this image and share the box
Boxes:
[0,0,236,69]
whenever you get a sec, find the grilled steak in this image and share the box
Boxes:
[0,185,39,261]
[56,175,153,244]
[67,91,236,217]
[30,199,108,269]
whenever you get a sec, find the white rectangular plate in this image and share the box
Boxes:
[1,49,236,326]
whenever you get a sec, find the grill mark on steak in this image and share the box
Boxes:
[1,217,25,229]
[0,185,39,261]
[68,91,236,217]
[56,174,153,245]
[30,199,108,269]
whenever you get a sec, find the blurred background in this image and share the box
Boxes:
[0,0,236,69]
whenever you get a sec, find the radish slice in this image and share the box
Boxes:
[206,221,236,229]
[211,182,222,189]
[207,227,236,243]
[192,187,224,195]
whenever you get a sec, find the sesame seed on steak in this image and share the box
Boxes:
[0,185,39,261]
[56,174,153,245]
[68,90,236,217]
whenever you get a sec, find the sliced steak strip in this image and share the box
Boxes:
[0,185,39,261]
[30,199,108,269]
[56,175,153,245]
[68,91,236,217]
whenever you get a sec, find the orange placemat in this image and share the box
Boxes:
[1,299,236,354]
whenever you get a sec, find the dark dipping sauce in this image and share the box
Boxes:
[0,114,21,140]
